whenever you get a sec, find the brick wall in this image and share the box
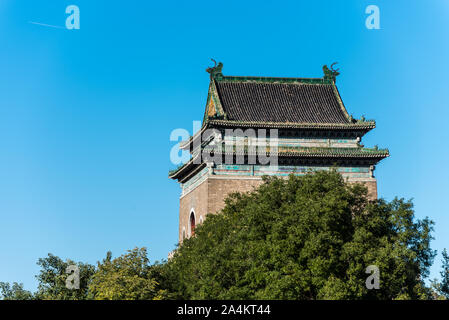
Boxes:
[347,178,378,200]
[178,175,378,242]
[179,179,208,243]
[207,177,264,214]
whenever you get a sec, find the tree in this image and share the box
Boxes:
[428,279,446,300]
[440,248,449,298]
[88,247,165,300]
[163,171,436,300]
[34,254,95,300]
[0,282,33,300]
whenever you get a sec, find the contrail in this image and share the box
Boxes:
[28,21,66,29]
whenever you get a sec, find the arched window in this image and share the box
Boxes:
[190,212,196,236]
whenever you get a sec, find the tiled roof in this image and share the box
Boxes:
[169,146,389,179]
[214,76,350,124]
[203,145,390,158]
[168,63,388,181]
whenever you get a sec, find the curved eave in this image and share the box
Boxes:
[168,154,209,182]
[202,146,389,158]
[207,119,376,131]
[168,156,197,180]
[169,149,389,181]
[179,124,210,150]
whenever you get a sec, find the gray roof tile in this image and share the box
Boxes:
[215,80,350,124]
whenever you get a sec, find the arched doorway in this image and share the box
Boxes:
[190,212,196,236]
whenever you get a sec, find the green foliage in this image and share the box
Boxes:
[163,171,436,300]
[440,248,449,298]
[34,254,95,300]
[0,282,33,300]
[88,247,165,300]
[0,171,440,300]
[428,279,446,300]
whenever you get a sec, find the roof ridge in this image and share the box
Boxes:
[218,75,333,84]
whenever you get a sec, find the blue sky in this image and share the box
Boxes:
[0,0,448,292]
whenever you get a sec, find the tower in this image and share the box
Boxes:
[169,63,389,243]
